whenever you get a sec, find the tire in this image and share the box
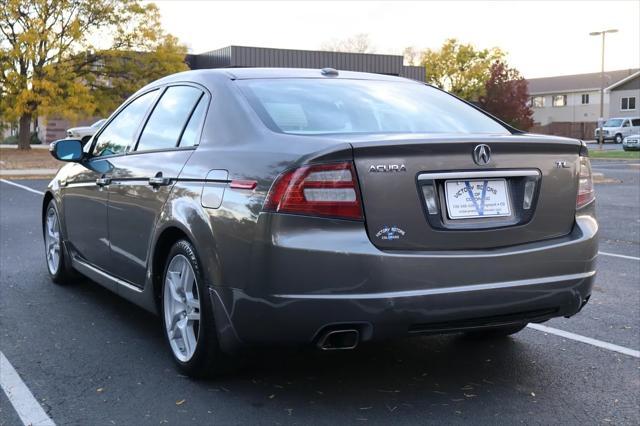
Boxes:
[464,323,528,339]
[615,134,623,144]
[43,200,77,284]
[161,239,231,378]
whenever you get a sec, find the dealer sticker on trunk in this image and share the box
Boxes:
[444,179,511,219]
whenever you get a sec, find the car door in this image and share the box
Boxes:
[106,84,209,286]
[62,90,158,271]
[622,119,632,137]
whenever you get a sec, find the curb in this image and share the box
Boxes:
[0,175,55,180]
[0,169,59,176]
[0,145,49,149]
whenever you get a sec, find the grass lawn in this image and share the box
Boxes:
[0,147,64,170]
[588,149,640,160]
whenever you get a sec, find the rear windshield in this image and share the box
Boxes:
[237,79,510,135]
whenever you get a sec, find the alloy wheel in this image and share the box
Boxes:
[44,207,61,275]
[163,254,201,362]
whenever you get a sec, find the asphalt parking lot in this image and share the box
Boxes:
[1,160,639,425]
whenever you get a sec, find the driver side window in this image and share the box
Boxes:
[92,90,158,157]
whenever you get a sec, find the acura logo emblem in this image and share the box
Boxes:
[473,144,491,165]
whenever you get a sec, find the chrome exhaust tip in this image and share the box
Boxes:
[317,329,360,350]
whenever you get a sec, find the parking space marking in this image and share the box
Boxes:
[0,351,56,426]
[0,179,45,195]
[599,251,640,261]
[527,324,640,358]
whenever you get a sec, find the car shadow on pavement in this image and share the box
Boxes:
[231,336,530,411]
[59,275,538,416]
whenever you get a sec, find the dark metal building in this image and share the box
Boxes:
[186,45,425,81]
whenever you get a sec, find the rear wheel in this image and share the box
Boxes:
[464,323,527,339]
[43,200,76,284]
[161,239,231,377]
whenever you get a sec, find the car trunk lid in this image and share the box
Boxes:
[349,133,581,250]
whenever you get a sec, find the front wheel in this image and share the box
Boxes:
[464,323,527,339]
[161,239,231,377]
[43,200,76,284]
[615,134,623,144]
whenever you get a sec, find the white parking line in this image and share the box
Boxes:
[599,251,640,261]
[0,351,56,426]
[0,179,45,195]
[527,324,640,358]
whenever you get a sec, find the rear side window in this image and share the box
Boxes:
[238,79,509,135]
[179,97,207,147]
[632,119,640,126]
[93,90,158,157]
[136,86,203,151]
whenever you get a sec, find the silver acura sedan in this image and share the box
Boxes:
[43,68,598,377]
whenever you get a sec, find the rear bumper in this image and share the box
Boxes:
[210,209,598,351]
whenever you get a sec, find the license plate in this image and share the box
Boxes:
[444,179,511,219]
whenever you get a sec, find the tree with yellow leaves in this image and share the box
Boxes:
[420,39,505,102]
[0,0,188,149]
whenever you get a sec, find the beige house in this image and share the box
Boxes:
[526,69,638,139]
[606,71,639,119]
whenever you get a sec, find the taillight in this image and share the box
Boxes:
[263,162,364,220]
[576,155,595,208]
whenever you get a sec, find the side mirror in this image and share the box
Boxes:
[50,139,84,162]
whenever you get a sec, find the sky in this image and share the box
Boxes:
[153,0,640,79]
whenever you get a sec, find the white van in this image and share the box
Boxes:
[595,117,640,143]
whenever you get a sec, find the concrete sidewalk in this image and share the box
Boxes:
[0,144,49,149]
[0,168,58,177]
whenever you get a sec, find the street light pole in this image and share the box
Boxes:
[590,29,618,149]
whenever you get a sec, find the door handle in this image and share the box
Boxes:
[96,176,111,187]
[148,174,171,187]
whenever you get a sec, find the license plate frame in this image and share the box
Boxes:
[444,178,511,219]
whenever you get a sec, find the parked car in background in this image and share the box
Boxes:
[66,119,107,144]
[595,117,640,143]
[623,134,640,151]
[44,68,597,377]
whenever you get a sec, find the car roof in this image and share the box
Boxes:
[157,67,422,84]
[226,67,420,82]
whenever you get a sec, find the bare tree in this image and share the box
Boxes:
[403,46,419,66]
[321,33,375,54]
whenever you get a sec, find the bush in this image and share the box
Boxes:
[30,132,42,145]
[1,135,18,144]
[1,132,42,145]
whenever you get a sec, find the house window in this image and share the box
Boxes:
[621,97,636,111]
[531,96,545,108]
[552,95,567,107]
[581,94,589,104]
